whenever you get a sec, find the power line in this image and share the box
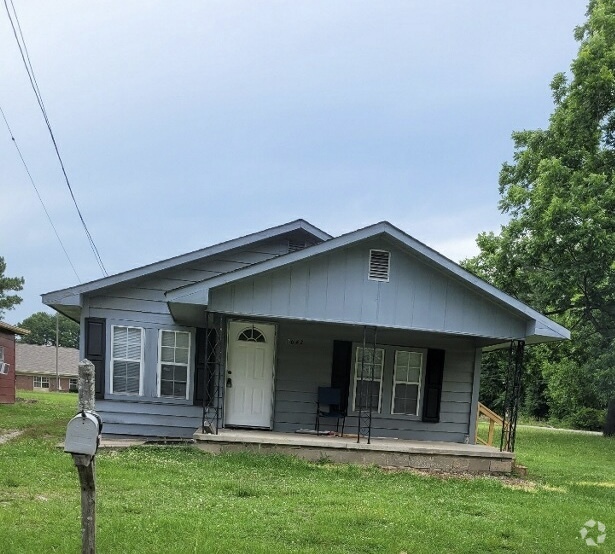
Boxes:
[4,0,108,277]
[1,105,81,283]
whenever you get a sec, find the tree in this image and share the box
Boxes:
[18,312,80,349]
[0,256,24,319]
[464,0,615,427]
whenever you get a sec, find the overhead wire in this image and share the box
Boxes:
[4,0,108,277]
[1,106,81,282]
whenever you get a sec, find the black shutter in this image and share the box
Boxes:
[85,318,106,400]
[422,348,445,422]
[194,327,217,406]
[330,340,352,412]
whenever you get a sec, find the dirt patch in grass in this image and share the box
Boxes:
[0,430,23,444]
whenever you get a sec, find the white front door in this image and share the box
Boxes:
[225,321,276,428]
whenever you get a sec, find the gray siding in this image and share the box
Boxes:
[81,238,293,409]
[210,238,528,341]
[271,321,476,443]
[97,400,202,438]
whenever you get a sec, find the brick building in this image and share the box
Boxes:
[15,343,79,392]
[0,321,29,404]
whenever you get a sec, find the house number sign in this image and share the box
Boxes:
[287,339,304,345]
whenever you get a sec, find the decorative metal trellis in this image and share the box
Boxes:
[500,339,525,452]
[357,325,378,444]
[201,311,226,435]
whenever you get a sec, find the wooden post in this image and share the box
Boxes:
[74,359,96,554]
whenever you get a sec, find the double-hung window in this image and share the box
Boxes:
[34,376,50,389]
[353,347,385,412]
[111,326,144,395]
[158,330,190,399]
[392,350,424,415]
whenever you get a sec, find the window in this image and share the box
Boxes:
[111,326,144,395]
[69,378,78,392]
[238,328,266,343]
[352,347,385,412]
[33,376,50,389]
[158,330,190,399]
[392,350,424,415]
[0,346,6,374]
[368,249,391,281]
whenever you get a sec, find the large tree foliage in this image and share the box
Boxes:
[18,312,80,349]
[464,0,615,429]
[0,256,24,319]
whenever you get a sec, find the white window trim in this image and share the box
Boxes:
[157,329,191,400]
[0,345,4,362]
[352,346,385,413]
[391,349,426,416]
[34,376,50,389]
[110,325,144,396]
[69,378,78,391]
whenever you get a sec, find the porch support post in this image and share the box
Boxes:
[357,326,366,443]
[201,311,225,435]
[201,310,210,434]
[215,313,226,435]
[356,326,376,445]
[467,348,482,444]
[500,340,525,452]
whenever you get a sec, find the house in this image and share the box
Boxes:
[15,343,79,392]
[0,321,29,404]
[42,220,569,444]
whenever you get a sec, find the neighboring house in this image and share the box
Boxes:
[42,220,569,441]
[15,343,79,392]
[0,321,29,404]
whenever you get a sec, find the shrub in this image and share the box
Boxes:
[564,407,606,431]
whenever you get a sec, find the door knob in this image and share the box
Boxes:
[226,378,232,388]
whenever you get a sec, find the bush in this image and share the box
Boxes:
[564,407,606,431]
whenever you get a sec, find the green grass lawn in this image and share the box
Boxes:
[1,392,614,553]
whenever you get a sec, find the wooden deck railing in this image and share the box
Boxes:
[475,402,510,447]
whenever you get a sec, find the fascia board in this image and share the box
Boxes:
[167,221,570,343]
[41,219,330,303]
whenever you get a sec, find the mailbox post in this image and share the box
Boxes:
[65,360,101,554]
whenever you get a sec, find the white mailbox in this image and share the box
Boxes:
[65,411,102,456]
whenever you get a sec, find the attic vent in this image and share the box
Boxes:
[288,240,307,253]
[368,249,391,282]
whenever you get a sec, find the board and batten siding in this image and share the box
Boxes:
[209,238,528,341]
[272,321,477,443]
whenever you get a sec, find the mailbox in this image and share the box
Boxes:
[65,411,102,456]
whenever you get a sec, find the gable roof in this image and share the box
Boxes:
[167,221,569,345]
[15,343,79,376]
[0,321,29,336]
[42,219,331,318]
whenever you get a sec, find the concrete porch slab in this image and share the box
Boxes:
[193,428,515,475]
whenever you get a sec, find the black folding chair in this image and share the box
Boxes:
[315,386,346,435]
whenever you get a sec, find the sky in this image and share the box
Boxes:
[1,1,587,325]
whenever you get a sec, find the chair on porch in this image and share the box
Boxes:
[315,387,346,435]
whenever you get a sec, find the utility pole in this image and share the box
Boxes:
[55,313,60,391]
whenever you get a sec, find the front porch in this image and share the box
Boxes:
[193,428,515,475]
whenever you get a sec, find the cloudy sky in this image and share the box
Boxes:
[1,1,586,325]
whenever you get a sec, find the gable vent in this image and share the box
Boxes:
[288,240,307,253]
[368,249,391,282]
